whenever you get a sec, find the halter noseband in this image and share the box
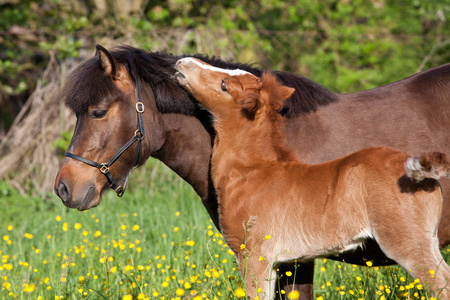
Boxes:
[64,76,145,197]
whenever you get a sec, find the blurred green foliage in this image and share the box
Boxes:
[1,0,449,132]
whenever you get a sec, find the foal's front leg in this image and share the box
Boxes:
[237,252,277,300]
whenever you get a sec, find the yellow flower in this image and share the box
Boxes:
[23,283,35,292]
[56,215,61,222]
[4,264,13,271]
[234,287,246,298]
[74,223,82,230]
[132,225,139,231]
[94,231,101,237]
[366,261,373,267]
[7,225,13,231]
[110,266,117,273]
[176,288,185,296]
[174,227,179,232]
[184,282,191,289]
[152,291,159,297]
[124,265,134,272]
[265,235,271,240]
[78,276,85,282]
[186,240,195,246]
[287,290,300,299]
[2,235,9,241]
[137,293,145,299]
[240,244,246,250]
[259,256,264,261]
[286,271,293,277]
[122,295,132,300]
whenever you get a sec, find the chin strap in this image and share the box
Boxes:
[64,76,145,197]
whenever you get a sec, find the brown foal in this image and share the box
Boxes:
[175,57,450,299]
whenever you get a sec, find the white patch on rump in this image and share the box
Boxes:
[178,57,250,76]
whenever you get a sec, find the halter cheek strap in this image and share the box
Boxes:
[64,76,145,197]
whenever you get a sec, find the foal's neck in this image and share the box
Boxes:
[216,107,298,164]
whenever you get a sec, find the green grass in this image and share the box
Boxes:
[1,159,449,299]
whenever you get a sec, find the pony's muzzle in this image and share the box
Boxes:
[55,179,70,204]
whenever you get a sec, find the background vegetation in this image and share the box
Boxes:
[1,0,450,299]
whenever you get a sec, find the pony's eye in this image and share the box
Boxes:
[91,110,108,119]
[221,80,228,92]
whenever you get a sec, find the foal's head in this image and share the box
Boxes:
[175,57,294,121]
[175,57,295,119]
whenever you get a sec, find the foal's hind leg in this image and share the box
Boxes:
[374,223,450,298]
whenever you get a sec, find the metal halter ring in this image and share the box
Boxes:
[115,186,124,196]
[134,129,143,139]
[136,102,144,113]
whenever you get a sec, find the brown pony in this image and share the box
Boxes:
[55,45,450,299]
[174,57,450,299]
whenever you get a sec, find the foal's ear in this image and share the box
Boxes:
[237,91,261,113]
[96,44,117,79]
[279,86,295,102]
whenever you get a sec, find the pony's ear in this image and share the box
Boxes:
[96,44,117,79]
[237,91,261,113]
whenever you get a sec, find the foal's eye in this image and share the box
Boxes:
[221,80,228,92]
[91,110,108,119]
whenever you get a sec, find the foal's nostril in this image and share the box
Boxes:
[56,181,70,203]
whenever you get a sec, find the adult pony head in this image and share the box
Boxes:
[55,45,192,210]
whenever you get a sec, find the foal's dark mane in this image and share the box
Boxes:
[62,46,338,119]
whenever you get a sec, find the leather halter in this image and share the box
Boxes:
[64,76,145,197]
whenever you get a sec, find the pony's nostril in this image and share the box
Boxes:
[56,181,70,203]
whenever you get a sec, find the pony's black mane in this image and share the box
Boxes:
[62,45,338,118]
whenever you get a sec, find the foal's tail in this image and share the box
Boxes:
[405,152,450,181]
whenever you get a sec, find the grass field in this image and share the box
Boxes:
[1,159,448,299]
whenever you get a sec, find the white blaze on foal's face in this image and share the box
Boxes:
[175,57,260,114]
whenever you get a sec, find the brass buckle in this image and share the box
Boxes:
[99,164,109,174]
[136,102,144,113]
